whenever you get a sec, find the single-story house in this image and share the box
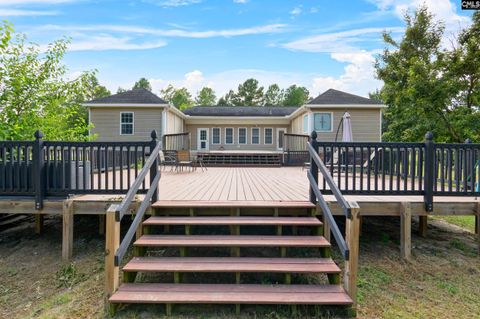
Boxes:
[84,88,385,151]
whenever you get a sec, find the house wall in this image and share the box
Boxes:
[290,110,309,135]
[166,109,185,134]
[185,124,290,151]
[293,107,382,142]
[90,107,163,141]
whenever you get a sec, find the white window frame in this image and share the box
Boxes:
[225,127,234,144]
[264,127,273,145]
[212,127,221,145]
[251,127,260,145]
[313,112,333,132]
[303,114,309,133]
[238,127,247,145]
[120,112,134,135]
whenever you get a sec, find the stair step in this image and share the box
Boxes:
[134,235,330,248]
[143,216,322,226]
[123,257,340,273]
[109,283,353,305]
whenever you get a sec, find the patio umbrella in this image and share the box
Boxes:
[342,112,353,142]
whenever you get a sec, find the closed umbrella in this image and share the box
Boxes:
[342,112,353,142]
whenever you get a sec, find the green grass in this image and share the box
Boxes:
[432,216,476,232]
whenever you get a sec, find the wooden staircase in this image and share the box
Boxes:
[108,206,353,315]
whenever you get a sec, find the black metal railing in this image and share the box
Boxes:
[0,130,158,209]
[284,133,310,165]
[111,131,161,266]
[308,131,351,259]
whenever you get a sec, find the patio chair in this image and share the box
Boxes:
[159,150,176,171]
[175,150,194,172]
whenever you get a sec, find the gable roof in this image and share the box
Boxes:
[85,88,167,105]
[183,106,298,117]
[308,88,382,105]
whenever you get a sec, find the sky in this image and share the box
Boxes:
[0,0,474,99]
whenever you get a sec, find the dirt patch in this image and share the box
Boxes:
[0,214,478,319]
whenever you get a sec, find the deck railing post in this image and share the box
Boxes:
[150,130,159,202]
[424,132,434,212]
[309,131,319,203]
[465,138,472,192]
[33,130,45,210]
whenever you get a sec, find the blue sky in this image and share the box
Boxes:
[0,0,473,98]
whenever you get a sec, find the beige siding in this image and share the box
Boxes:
[166,109,185,134]
[90,107,163,141]
[186,124,289,151]
[309,107,381,142]
[290,110,308,135]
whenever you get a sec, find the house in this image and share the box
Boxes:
[84,88,385,150]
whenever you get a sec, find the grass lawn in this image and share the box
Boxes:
[431,215,476,233]
[0,215,479,319]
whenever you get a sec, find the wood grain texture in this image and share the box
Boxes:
[143,216,322,226]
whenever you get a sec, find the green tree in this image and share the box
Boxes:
[172,88,194,110]
[375,6,479,142]
[217,90,236,106]
[0,22,94,141]
[195,87,217,105]
[233,78,264,106]
[133,77,152,91]
[282,85,309,106]
[117,87,127,93]
[368,89,383,103]
[159,84,176,103]
[264,84,284,106]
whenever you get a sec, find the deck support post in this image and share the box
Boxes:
[62,200,74,261]
[35,214,44,235]
[344,202,360,308]
[400,202,412,260]
[476,202,480,255]
[98,215,105,236]
[105,207,120,308]
[419,216,428,237]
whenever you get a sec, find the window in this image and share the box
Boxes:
[225,127,234,144]
[238,128,247,144]
[120,112,134,135]
[313,113,332,132]
[251,128,260,144]
[303,114,309,133]
[212,128,221,144]
[264,128,273,144]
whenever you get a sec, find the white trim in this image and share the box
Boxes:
[184,115,290,120]
[119,111,134,136]
[238,127,247,145]
[161,109,167,136]
[379,110,383,142]
[302,114,309,134]
[88,108,92,138]
[276,127,287,151]
[312,112,334,133]
[211,127,221,145]
[225,127,234,144]
[264,127,273,145]
[197,128,209,151]
[85,103,168,108]
[251,127,260,145]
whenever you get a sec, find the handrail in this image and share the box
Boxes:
[114,172,160,266]
[307,142,352,217]
[114,141,162,222]
[307,171,350,259]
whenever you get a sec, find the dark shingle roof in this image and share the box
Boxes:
[183,106,298,117]
[85,88,167,105]
[308,89,382,105]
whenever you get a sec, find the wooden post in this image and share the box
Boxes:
[35,214,44,235]
[423,132,434,212]
[62,200,74,261]
[33,130,45,210]
[309,131,319,204]
[323,213,331,242]
[419,216,428,237]
[476,202,480,255]
[400,202,412,260]
[344,201,360,307]
[105,206,120,302]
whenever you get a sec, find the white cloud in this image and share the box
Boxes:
[0,8,58,16]
[290,7,302,16]
[233,0,248,3]
[38,23,287,38]
[282,27,403,53]
[48,34,167,51]
[143,0,201,7]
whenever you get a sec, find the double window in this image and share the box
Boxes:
[251,128,260,144]
[212,128,221,144]
[120,112,134,135]
[313,113,332,132]
[264,128,273,144]
[225,128,234,144]
[238,128,247,144]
